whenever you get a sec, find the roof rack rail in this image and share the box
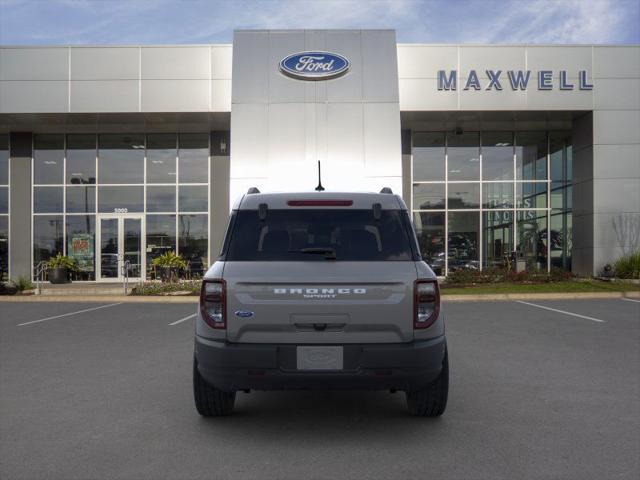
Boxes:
[379,187,393,194]
[247,187,261,194]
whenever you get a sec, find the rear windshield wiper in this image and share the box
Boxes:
[288,247,337,260]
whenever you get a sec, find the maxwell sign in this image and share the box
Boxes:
[279,52,350,80]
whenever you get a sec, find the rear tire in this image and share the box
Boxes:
[193,358,236,416]
[405,349,449,417]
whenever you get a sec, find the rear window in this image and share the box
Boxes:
[225,209,415,261]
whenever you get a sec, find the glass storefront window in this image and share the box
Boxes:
[179,185,208,212]
[448,183,480,209]
[66,215,96,280]
[179,214,208,276]
[447,132,479,181]
[516,210,547,271]
[66,186,96,213]
[147,186,176,212]
[413,212,445,275]
[66,134,96,184]
[448,212,479,271]
[178,134,209,183]
[483,211,513,269]
[551,182,572,210]
[147,134,177,184]
[34,135,64,185]
[34,186,63,213]
[482,132,514,181]
[550,209,572,271]
[98,134,144,184]
[516,132,547,181]
[0,187,7,214]
[412,183,445,210]
[413,133,445,181]
[0,134,8,185]
[98,186,144,213]
[517,182,547,209]
[33,215,64,268]
[483,182,514,209]
[146,214,176,279]
[0,216,7,280]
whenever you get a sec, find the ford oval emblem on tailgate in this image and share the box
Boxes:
[235,310,254,318]
[279,51,350,81]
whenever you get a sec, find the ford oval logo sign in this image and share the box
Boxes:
[235,310,254,318]
[279,51,350,81]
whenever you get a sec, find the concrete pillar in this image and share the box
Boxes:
[571,113,594,276]
[209,131,230,263]
[9,132,32,280]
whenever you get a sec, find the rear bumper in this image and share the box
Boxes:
[194,335,447,392]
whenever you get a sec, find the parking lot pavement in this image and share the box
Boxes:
[1,299,638,480]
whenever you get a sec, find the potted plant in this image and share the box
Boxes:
[151,252,187,283]
[47,254,79,284]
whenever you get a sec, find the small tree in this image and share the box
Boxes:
[151,252,187,283]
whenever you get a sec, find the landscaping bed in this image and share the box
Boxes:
[441,279,640,295]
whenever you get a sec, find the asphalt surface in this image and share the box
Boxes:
[0,299,638,480]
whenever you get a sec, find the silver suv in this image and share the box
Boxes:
[193,189,448,416]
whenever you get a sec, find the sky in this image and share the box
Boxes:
[0,0,638,45]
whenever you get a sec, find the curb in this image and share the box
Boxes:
[0,295,198,303]
[0,291,638,303]
[441,291,640,302]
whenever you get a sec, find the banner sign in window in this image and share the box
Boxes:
[70,234,94,272]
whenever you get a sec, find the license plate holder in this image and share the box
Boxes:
[296,346,344,371]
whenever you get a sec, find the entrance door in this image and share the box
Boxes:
[98,215,144,281]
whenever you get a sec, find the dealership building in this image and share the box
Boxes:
[0,30,638,281]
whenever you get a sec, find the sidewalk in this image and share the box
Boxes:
[1,291,639,303]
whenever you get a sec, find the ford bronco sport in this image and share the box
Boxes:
[193,189,448,416]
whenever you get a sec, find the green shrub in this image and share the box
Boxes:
[613,251,640,279]
[14,276,34,291]
[131,279,201,296]
[445,266,572,285]
[47,254,79,272]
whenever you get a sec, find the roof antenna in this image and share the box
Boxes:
[315,160,325,192]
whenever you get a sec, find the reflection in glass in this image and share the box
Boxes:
[551,182,571,210]
[0,187,7,214]
[33,215,64,272]
[179,134,208,183]
[34,135,64,185]
[448,183,480,209]
[448,132,480,181]
[516,132,547,180]
[179,185,208,212]
[98,186,143,213]
[147,134,177,184]
[482,132,514,181]
[516,210,547,271]
[98,134,144,184]
[517,182,547,209]
[412,183,445,210]
[179,214,208,276]
[413,212,445,275]
[66,215,95,280]
[147,186,176,212]
[413,133,445,181]
[0,216,7,280]
[448,212,479,271]
[483,211,513,268]
[100,218,119,279]
[483,182,514,209]
[550,132,572,183]
[34,187,63,213]
[0,134,8,185]
[66,134,96,184]
[146,215,176,278]
[123,218,142,277]
[66,186,96,213]
[550,209,572,270]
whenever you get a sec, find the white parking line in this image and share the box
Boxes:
[621,298,640,304]
[169,313,197,326]
[516,301,605,323]
[17,303,122,326]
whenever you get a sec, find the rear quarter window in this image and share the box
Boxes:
[226,209,415,261]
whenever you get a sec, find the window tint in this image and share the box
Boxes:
[226,209,414,261]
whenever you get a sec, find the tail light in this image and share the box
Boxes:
[200,279,226,329]
[414,279,440,329]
